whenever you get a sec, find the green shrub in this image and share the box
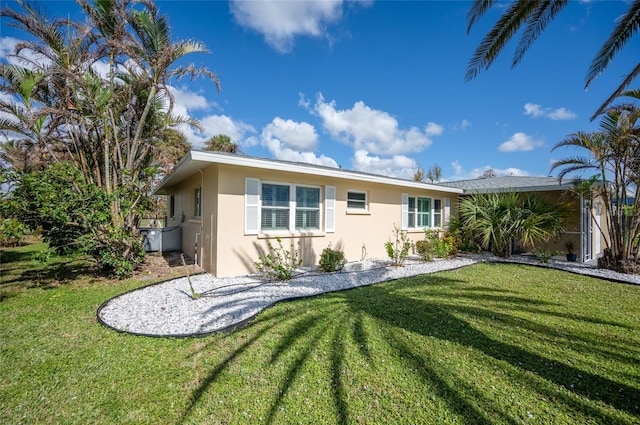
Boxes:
[385,224,411,266]
[318,245,346,272]
[415,239,433,262]
[415,230,457,262]
[255,237,302,281]
[0,218,29,247]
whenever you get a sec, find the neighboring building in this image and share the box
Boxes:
[154,150,462,277]
[439,176,605,263]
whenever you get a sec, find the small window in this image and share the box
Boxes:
[347,191,367,210]
[169,195,175,218]
[194,187,201,218]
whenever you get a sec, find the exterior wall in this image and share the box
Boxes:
[209,164,456,277]
[164,171,209,267]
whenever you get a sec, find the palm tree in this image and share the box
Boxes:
[466,0,640,118]
[0,0,220,276]
[457,191,567,258]
[551,99,640,267]
[204,134,239,153]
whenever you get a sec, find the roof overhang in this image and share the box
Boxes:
[153,150,463,195]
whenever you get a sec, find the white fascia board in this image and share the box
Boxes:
[156,150,463,195]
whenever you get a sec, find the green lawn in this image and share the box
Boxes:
[1,242,639,424]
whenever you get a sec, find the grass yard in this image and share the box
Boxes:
[1,242,639,424]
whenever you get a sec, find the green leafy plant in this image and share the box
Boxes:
[384,224,411,266]
[415,230,457,262]
[318,245,346,272]
[255,237,302,280]
[0,218,29,247]
[457,192,568,258]
[31,248,52,265]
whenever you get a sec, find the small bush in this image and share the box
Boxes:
[318,245,346,272]
[0,218,29,247]
[255,237,302,281]
[385,224,411,266]
[415,230,457,262]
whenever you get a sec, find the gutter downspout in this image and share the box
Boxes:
[195,169,204,267]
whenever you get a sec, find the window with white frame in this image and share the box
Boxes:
[295,186,320,230]
[433,199,442,227]
[255,182,322,232]
[405,195,443,229]
[347,191,367,210]
[194,187,201,218]
[261,183,290,231]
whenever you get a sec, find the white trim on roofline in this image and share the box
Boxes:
[154,150,463,195]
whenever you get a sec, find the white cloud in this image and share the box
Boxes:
[263,117,318,151]
[351,150,418,179]
[230,0,346,53]
[260,117,337,167]
[449,160,530,180]
[0,36,50,68]
[314,94,437,155]
[524,102,576,120]
[452,119,471,132]
[498,132,544,152]
[425,122,444,136]
[178,114,256,149]
[169,86,211,116]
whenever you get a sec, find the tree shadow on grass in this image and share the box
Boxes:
[344,278,640,421]
[177,268,639,424]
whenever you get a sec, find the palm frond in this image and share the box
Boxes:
[590,61,640,120]
[466,0,539,81]
[466,0,496,34]
[586,0,640,88]
[513,0,567,67]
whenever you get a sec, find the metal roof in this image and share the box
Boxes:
[153,150,463,195]
[438,176,578,194]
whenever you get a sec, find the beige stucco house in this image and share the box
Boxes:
[154,150,463,277]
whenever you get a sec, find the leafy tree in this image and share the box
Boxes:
[466,0,640,117]
[0,0,219,276]
[204,134,239,153]
[551,97,640,270]
[457,191,568,257]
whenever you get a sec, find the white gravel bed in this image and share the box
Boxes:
[97,256,478,337]
[97,254,640,338]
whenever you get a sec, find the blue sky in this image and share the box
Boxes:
[2,0,638,181]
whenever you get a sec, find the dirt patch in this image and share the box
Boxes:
[136,251,203,281]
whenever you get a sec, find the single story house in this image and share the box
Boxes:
[154,150,462,277]
[439,176,606,263]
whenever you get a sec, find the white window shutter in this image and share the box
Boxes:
[325,185,336,233]
[401,193,409,230]
[245,178,260,235]
[444,197,451,228]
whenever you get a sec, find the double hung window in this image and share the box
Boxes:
[295,186,320,230]
[261,183,290,231]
